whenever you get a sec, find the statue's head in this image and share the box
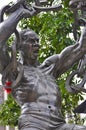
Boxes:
[19,28,40,65]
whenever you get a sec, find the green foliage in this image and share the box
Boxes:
[0,0,85,127]
[0,94,20,127]
[20,6,74,62]
[57,73,85,124]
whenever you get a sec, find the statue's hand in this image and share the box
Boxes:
[6,0,25,14]
[6,0,36,18]
[20,5,36,18]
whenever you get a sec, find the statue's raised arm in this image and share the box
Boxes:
[0,0,38,74]
[0,0,62,74]
[0,0,36,45]
[41,0,86,93]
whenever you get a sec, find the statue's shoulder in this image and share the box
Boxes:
[41,54,59,66]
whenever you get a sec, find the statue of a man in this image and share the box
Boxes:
[0,1,86,130]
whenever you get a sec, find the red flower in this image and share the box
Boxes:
[4,88,12,94]
[5,81,12,86]
[3,81,12,94]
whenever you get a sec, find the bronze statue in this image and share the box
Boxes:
[0,0,86,130]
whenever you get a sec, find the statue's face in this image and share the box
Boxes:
[21,31,40,62]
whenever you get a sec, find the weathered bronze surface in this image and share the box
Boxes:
[0,0,86,130]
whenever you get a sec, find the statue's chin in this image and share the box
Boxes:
[31,53,38,59]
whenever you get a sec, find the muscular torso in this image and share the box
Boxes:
[12,64,62,109]
[12,63,66,130]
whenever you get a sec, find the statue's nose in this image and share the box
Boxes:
[33,41,40,48]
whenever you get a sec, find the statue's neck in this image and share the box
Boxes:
[23,59,39,67]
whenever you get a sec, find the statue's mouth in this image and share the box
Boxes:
[33,47,39,56]
[33,44,40,53]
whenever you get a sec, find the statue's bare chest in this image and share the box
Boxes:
[23,66,58,94]
[13,65,61,106]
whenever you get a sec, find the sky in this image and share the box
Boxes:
[0,0,16,8]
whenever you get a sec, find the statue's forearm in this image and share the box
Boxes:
[60,27,86,63]
[79,27,86,51]
[59,29,86,74]
[0,7,25,44]
[0,5,36,45]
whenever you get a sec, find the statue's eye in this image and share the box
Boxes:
[29,39,35,43]
[36,38,39,43]
[22,35,27,41]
